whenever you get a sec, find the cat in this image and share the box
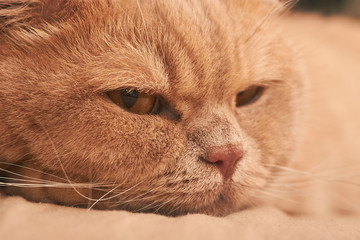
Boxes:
[0,0,309,216]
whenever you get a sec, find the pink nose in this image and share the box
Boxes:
[205,145,243,180]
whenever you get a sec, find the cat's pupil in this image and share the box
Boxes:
[120,89,139,108]
[236,86,264,107]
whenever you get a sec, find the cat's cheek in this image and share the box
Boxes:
[14,98,186,183]
[233,135,260,174]
[231,135,269,192]
[74,123,186,182]
[236,85,296,159]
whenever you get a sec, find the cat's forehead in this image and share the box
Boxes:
[1,0,286,102]
[97,0,282,101]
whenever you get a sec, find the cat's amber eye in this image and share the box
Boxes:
[107,89,160,114]
[236,86,264,107]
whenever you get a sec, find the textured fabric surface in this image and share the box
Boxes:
[1,195,359,240]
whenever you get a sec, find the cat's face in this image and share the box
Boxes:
[0,0,306,216]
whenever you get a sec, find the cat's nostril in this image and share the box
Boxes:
[204,146,243,180]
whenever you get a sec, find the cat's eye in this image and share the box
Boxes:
[236,86,264,107]
[107,89,160,114]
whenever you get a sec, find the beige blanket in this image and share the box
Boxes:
[1,196,359,240]
[1,14,360,240]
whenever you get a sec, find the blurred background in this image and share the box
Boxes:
[283,0,360,217]
[294,0,360,17]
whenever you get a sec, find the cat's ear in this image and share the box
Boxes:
[0,0,72,33]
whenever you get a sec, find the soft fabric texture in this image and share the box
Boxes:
[1,195,359,240]
[1,13,360,240]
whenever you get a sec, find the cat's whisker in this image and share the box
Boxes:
[154,196,181,214]
[264,164,358,180]
[136,196,178,213]
[231,181,266,208]
[0,165,113,190]
[87,183,123,210]
[0,181,112,190]
[237,169,314,195]
[264,184,309,195]
[167,196,192,216]
[133,198,165,213]
[87,181,144,210]
[0,176,52,184]
[272,164,360,178]
[238,175,303,195]
[87,162,93,209]
[266,173,314,183]
[267,166,360,187]
[255,188,300,204]
[267,181,360,212]
[265,180,314,192]
[102,181,145,201]
[0,183,55,188]
[0,161,68,182]
[304,158,338,174]
[109,185,166,207]
[0,167,55,183]
[264,163,360,187]
[0,181,100,189]
[110,186,173,207]
[126,190,186,214]
[167,204,183,216]
[37,123,108,202]
[266,176,307,185]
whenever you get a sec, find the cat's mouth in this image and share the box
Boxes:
[206,178,258,215]
[162,180,248,216]
[0,163,251,216]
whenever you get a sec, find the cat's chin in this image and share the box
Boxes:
[197,182,254,217]
[125,181,253,217]
[1,163,252,216]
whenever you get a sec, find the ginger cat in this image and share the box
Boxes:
[3,0,354,217]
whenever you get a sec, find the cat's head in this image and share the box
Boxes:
[0,0,307,216]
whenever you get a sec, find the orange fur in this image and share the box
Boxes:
[0,0,308,216]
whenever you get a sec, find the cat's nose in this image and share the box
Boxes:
[205,145,243,180]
